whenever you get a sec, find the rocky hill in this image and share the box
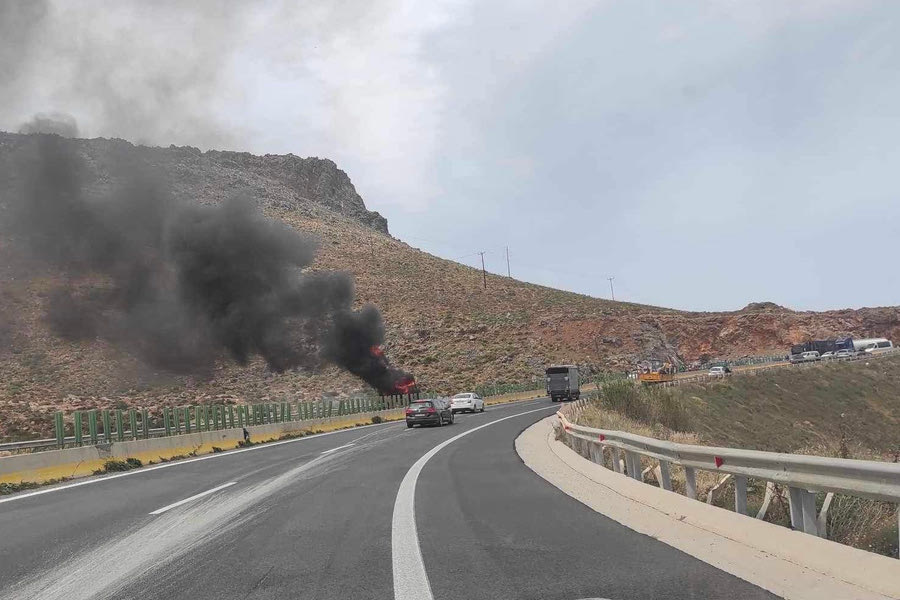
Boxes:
[1,132,899,440]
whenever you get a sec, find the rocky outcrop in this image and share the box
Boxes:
[0,131,389,234]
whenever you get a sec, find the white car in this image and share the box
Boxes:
[820,351,835,359]
[449,392,485,413]
[834,349,853,359]
[708,366,730,376]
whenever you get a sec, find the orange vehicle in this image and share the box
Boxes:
[636,359,675,384]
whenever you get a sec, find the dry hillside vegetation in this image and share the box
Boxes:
[2,132,900,441]
[576,355,900,557]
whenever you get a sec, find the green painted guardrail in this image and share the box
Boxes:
[47,395,414,450]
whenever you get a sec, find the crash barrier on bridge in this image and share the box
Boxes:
[0,407,407,485]
[0,395,420,455]
[691,354,786,371]
[556,399,900,556]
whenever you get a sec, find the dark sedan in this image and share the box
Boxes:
[405,399,454,428]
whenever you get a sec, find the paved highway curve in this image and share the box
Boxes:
[0,399,776,600]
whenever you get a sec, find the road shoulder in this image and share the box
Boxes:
[516,415,900,600]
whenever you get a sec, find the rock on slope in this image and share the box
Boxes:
[1,132,899,440]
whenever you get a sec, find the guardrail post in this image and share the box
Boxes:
[88,410,98,445]
[800,489,818,535]
[658,460,672,491]
[102,410,111,443]
[129,409,137,440]
[587,442,600,464]
[174,407,182,435]
[734,475,748,515]
[788,486,804,530]
[73,411,83,446]
[184,407,191,433]
[116,409,124,442]
[624,451,641,480]
[228,405,235,428]
[285,404,292,422]
[164,408,172,437]
[142,408,150,439]
[684,467,697,499]
[237,405,244,428]
[54,411,64,448]
[613,449,625,474]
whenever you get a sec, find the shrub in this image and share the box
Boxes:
[371,415,383,424]
[600,380,690,431]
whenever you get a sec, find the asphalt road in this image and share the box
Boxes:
[0,399,777,600]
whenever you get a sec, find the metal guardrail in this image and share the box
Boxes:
[0,384,539,455]
[0,396,413,455]
[556,399,900,551]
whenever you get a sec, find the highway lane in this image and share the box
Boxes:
[415,413,778,599]
[0,398,777,599]
[0,399,549,599]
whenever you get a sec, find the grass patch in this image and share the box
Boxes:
[599,380,690,431]
[156,450,198,462]
[574,356,900,558]
[92,457,142,475]
[0,477,71,495]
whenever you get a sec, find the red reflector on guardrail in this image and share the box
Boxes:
[599,434,606,441]
[714,456,724,468]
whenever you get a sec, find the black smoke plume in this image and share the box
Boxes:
[18,112,79,138]
[3,135,412,393]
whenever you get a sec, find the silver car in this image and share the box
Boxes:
[450,392,485,413]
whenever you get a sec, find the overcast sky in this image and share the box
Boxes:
[3,0,898,311]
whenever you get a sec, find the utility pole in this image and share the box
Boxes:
[607,276,615,301]
[478,251,487,289]
[506,246,511,278]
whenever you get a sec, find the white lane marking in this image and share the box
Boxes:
[391,405,555,600]
[0,420,404,506]
[148,481,237,515]
[320,443,355,455]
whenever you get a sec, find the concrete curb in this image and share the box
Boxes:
[516,415,900,600]
[0,409,404,485]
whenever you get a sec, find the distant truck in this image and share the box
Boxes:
[790,337,855,360]
[546,365,580,402]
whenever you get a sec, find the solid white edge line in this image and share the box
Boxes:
[320,443,355,455]
[148,481,237,515]
[0,397,547,506]
[391,405,555,600]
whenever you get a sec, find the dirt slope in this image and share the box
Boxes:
[1,133,899,440]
